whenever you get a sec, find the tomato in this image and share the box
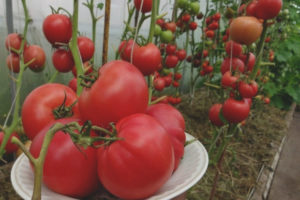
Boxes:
[190,2,200,15]
[134,0,152,13]
[225,40,243,57]
[52,49,74,73]
[43,14,72,45]
[208,22,219,30]
[118,39,140,62]
[23,45,46,72]
[221,71,238,89]
[160,30,173,43]
[77,36,95,62]
[182,14,191,22]
[175,49,186,61]
[6,53,20,73]
[206,17,212,25]
[255,0,282,20]
[133,43,162,76]
[154,77,165,91]
[213,12,221,21]
[203,49,209,58]
[68,78,77,92]
[0,132,19,154]
[174,72,182,80]
[79,60,148,128]
[221,57,245,74]
[265,36,271,43]
[165,55,179,68]
[164,22,177,33]
[229,16,263,45]
[177,0,189,9]
[164,76,172,86]
[197,12,204,19]
[5,33,25,52]
[30,118,99,198]
[204,65,214,73]
[222,98,250,124]
[172,81,180,88]
[166,44,177,55]
[209,104,224,127]
[146,103,185,171]
[21,83,79,140]
[206,30,214,38]
[246,1,257,16]
[240,52,256,71]
[189,21,198,30]
[97,113,174,199]
[154,24,162,36]
[264,97,270,104]
[239,81,258,98]
[72,61,94,77]
[156,18,165,27]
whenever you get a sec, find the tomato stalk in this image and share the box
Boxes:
[250,20,268,80]
[69,0,84,96]
[102,0,111,65]
[147,0,158,43]
[0,0,30,158]
[179,29,190,93]
[172,0,178,22]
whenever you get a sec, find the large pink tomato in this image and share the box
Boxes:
[78,60,148,127]
[97,113,174,200]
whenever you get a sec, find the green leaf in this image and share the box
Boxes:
[285,85,300,103]
[271,94,293,110]
[263,82,281,97]
[97,3,104,10]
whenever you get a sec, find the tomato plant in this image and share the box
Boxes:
[52,49,74,73]
[0,132,19,154]
[23,45,46,72]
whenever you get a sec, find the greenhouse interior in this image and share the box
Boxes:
[0,0,300,199]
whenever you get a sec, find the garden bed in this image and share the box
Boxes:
[0,90,292,200]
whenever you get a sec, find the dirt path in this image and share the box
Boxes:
[268,112,300,200]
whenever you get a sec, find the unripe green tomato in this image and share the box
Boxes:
[177,0,189,9]
[205,40,213,46]
[154,24,162,36]
[160,30,173,43]
[189,2,200,15]
[283,9,289,16]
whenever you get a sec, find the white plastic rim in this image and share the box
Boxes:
[11,133,209,200]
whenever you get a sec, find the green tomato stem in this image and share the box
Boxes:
[148,75,154,104]
[147,0,158,43]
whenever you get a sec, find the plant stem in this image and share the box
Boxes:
[69,0,84,96]
[85,0,97,66]
[48,70,59,83]
[172,0,178,22]
[148,75,154,104]
[148,0,158,43]
[0,0,30,158]
[102,0,111,64]
[179,30,190,93]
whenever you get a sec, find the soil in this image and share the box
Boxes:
[0,90,289,200]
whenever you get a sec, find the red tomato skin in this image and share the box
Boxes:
[221,71,238,89]
[118,39,139,62]
[21,83,79,140]
[189,21,198,30]
[165,55,179,68]
[0,132,19,154]
[246,1,257,16]
[30,118,99,198]
[164,76,172,86]
[68,78,77,92]
[23,45,46,72]
[165,22,177,33]
[225,40,243,57]
[255,0,282,20]
[97,114,174,200]
[52,49,74,73]
[72,61,93,77]
[6,54,20,73]
[79,60,149,128]
[77,36,95,62]
[43,14,72,45]
[221,57,245,74]
[239,81,258,98]
[176,49,186,61]
[222,98,250,124]
[166,44,177,55]
[133,43,162,76]
[209,104,224,127]
[146,103,186,171]
[154,77,166,91]
[134,0,152,13]
[240,52,256,71]
[5,33,25,52]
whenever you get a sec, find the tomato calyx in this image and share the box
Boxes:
[52,93,78,119]
[78,71,99,88]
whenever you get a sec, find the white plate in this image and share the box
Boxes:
[11,133,209,200]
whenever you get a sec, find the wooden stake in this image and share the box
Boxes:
[102,0,111,64]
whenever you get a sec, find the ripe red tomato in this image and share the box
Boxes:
[174,72,182,80]
[43,14,72,45]
[204,65,214,73]
[5,33,25,52]
[213,12,221,21]
[206,30,214,38]
[0,132,19,154]
[30,118,99,198]
[165,22,177,33]
[239,81,258,98]
[172,80,180,88]
[79,60,148,127]
[156,18,165,27]
[72,61,94,77]
[225,40,243,57]
[189,21,198,30]
[229,16,263,45]
[240,52,256,71]
[133,43,162,75]
[265,36,271,43]
[52,49,74,73]
[166,44,177,55]
[165,55,179,68]
[222,98,250,124]
[208,22,219,30]
[209,104,224,127]
[164,76,172,86]
[264,97,270,104]
[118,39,140,62]
[23,45,46,72]
[203,49,209,58]
[255,0,282,20]
[221,71,238,89]
[134,0,152,13]
[246,1,257,16]
[146,103,185,171]
[6,54,20,73]
[221,57,245,74]
[97,113,174,199]
[175,49,186,61]
[21,83,79,140]
[68,78,77,92]
[154,77,166,91]
[77,36,95,62]
[182,13,191,22]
